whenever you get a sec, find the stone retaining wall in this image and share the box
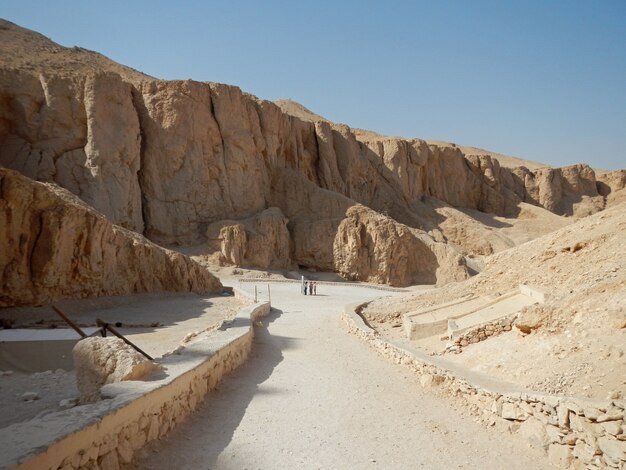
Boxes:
[445,314,517,353]
[0,301,271,470]
[342,305,625,469]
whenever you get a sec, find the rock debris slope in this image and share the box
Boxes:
[0,19,624,291]
[365,200,626,399]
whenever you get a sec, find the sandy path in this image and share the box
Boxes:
[133,282,546,469]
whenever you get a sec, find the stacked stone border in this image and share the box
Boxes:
[445,313,518,353]
[342,303,626,469]
[0,297,271,470]
[238,277,408,293]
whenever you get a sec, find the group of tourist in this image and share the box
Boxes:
[303,281,317,295]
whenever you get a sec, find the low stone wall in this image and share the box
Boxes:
[445,314,517,353]
[342,306,626,469]
[0,301,271,470]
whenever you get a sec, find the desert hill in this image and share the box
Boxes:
[364,200,626,399]
[0,19,150,83]
[1,19,625,304]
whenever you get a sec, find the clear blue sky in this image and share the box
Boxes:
[3,0,626,169]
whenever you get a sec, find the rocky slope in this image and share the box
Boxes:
[364,200,626,399]
[0,19,624,288]
[0,168,222,307]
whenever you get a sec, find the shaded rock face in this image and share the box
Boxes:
[332,206,467,286]
[1,71,607,239]
[0,71,143,232]
[207,207,292,270]
[0,168,222,307]
[0,22,618,287]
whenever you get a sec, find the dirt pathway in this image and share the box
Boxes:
[133,282,546,469]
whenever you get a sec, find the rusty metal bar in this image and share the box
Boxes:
[96,319,153,361]
[51,305,87,338]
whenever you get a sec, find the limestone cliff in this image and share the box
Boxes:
[0,168,222,307]
[0,20,621,289]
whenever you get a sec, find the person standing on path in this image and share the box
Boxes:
[304,282,308,295]
[313,282,317,295]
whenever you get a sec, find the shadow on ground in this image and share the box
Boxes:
[132,307,298,469]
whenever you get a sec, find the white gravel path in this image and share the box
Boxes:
[133,282,547,469]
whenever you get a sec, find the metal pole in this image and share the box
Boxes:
[96,319,153,361]
[301,275,304,294]
[267,284,271,307]
[51,305,87,338]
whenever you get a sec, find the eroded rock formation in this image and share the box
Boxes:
[0,19,623,290]
[0,168,222,307]
[207,207,292,270]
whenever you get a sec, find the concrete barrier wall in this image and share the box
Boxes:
[0,301,271,470]
[520,284,548,303]
[343,305,626,469]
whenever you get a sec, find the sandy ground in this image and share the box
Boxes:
[0,369,77,429]
[0,292,247,428]
[130,282,547,469]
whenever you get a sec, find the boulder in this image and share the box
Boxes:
[515,305,552,334]
[73,337,161,403]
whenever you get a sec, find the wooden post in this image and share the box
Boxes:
[267,284,271,307]
[254,285,258,303]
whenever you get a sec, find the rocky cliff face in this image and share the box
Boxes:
[0,20,621,289]
[0,168,222,307]
[206,207,292,270]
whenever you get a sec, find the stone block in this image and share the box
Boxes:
[546,424,562,444]
[597,407,624,422]
[572,440,598,463]
[584,407,602,421]
[491,399,502,415]
[116,437,133,464]
[601,420,622,436]
[129,430,147,451]
[99,451,119,470]
[518,416,550,450]
[598,436,626,462]
[557,405,570,427]
[147,415,160,441]
[564,401,583,415]
[543,395,561,408]
[562,433,579,446]
[548,443,573,468]
[501,402,518,420]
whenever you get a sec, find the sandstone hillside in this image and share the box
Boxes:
[1,19,625,292]
[364,200,626,399]
[0,168,222,307]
